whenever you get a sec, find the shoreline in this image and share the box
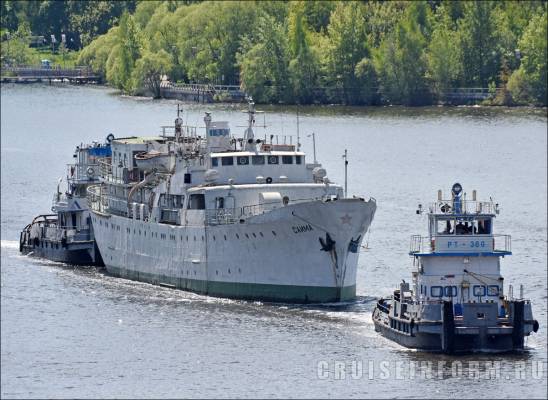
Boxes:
[1,81,547,112]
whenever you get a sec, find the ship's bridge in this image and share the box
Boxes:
[209,150,314,184]
[410,184,511,257]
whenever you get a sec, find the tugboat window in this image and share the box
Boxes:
[487,285,499,296]
[252,156,265,165]
[438,219,455,234]
[295,155,302,164]
[221,157,234,166]
[211,157,218,167]
[444,286,457,297]
[237,156,249,165]
[477,219,491,234]
[430,286,443,297]
[473,285,486,296]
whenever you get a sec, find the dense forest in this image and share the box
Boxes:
[1,1,547,106]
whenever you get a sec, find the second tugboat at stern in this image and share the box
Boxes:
[373,183,539,353]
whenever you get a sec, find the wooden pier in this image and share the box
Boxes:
[160,81,247,103]
[1,66,101,84]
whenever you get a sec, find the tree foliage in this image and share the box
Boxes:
[5,0,545,106]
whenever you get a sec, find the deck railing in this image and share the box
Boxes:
[430,200,496,215]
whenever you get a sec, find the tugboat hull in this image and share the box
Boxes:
[20,241,103,266]
[372,300,538,354]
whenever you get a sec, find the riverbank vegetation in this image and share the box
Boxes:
[2,1,546,106]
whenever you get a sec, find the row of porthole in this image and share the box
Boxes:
[216,268,242,275]
[93,217,279,242]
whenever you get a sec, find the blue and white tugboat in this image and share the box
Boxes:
[373,183,539,353]
[19,138,112,265]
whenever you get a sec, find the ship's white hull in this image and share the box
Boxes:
[91,198,376,303]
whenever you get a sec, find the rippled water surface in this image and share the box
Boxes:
[1,84,547,398]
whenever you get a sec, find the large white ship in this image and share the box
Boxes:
[87,101,376,303]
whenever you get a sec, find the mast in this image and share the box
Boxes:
[244,97,256,151]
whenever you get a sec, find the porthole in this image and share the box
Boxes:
[216,270,219,275]
[224,235,227,240]
[194,236,196,241]
[259,232,264,237]
[245,233,249,239]
[228,268,231,274]
[213,236,216,241]
[236,234,240,239]
[272,231,277,236]
[252,233,256,238]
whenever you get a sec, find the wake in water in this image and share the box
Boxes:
[1,240,19,250]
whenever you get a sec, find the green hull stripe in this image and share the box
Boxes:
[107,266,356,303]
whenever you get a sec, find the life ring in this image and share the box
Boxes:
[268,156,277,164]
[266,177,273,184]
[106,133,115,143]
[86,166,95,177]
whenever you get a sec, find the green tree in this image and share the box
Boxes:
[106,11,141,93]
[177,2,258,84]
[324,2,374,104]
[77,26,119,77]
[508,12,547,105]
[287,1,319,103]
[237,14,290,103]
[426,5,460,100]
[457,1,499,86]
[132,49,173,97]
[375,3,430,105]
[1,22,34,65]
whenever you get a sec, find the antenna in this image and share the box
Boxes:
[307,132,317,164]
[342,149,348,198]
[296,107,300,151]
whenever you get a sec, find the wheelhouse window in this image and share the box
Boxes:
[221,157,234,166]
[430,286,443,297]
[437,219,454,234]
[268,155,279,164]
[473,285,486,297]
[444,286,457,297]
[487,285,499,296]
[282,155,293,164]
[295,155,302,164]
[211,157,218,167]
[237,156,249,165]
[477,219,492,234]
[252,155,265,165]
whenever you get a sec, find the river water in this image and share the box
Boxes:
[1,84,547,399]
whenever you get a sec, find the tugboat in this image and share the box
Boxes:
[373,183,539,353]
[19,137,112,265]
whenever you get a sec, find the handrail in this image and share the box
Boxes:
[429,200,496,215]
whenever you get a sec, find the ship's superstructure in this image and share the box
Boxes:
[373,183,539,353]
[20,139,111,265]
[87,102,376,302]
